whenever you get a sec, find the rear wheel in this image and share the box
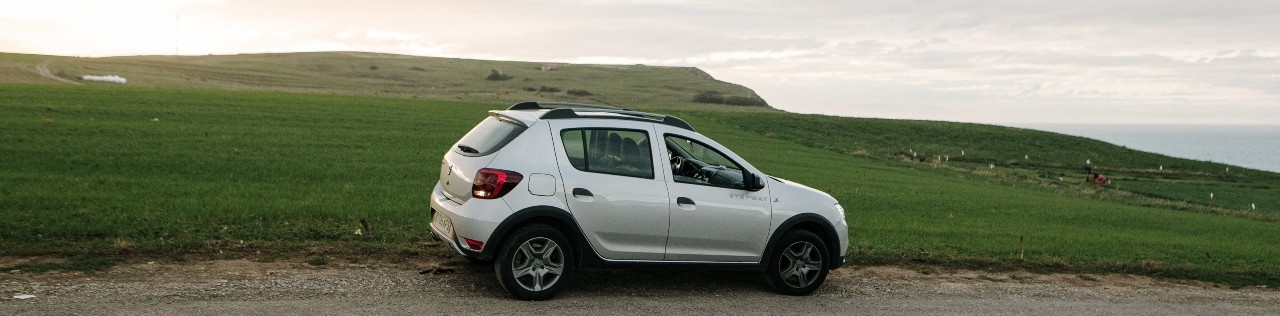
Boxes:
[494,224,572,300]
[764,229,830,295]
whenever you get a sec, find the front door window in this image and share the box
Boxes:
[665,135,745,189]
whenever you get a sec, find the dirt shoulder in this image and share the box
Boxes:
[2,259,1277,315]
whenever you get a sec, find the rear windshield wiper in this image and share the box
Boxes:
[457,144,480,154]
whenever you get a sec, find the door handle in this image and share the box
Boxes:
[572,188,593,197]
[676,197,695,206]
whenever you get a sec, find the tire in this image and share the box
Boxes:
[764,229,830,296]
[494,224,573,300]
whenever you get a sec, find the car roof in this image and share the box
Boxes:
[493,101,695,131]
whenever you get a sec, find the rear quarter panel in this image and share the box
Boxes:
[486,121,570,213]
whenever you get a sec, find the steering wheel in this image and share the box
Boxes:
[670,156,685,174]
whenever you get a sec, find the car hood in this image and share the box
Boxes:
[767,176,838,209]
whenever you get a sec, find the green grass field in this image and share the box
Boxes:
[0,84,482,258]
[1,51,1278,287]
[683,111,1280,220]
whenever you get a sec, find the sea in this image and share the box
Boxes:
[1010,124,1280,173]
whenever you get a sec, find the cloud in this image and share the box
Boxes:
[364,30,416,41]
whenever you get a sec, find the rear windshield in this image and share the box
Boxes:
[454,116,527,157]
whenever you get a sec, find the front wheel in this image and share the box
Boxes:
[494,224,572,300]
[764,229,830,295]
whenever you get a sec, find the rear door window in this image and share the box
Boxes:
[561,129,653,179]
[454,115,527,156]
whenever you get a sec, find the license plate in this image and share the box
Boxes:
[434,211,454,238]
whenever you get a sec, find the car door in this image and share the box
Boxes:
[656,125,772,262]
[550,120,670,261]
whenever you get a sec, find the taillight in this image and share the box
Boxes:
[472,168,523,199]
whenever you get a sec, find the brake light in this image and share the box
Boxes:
[472,168,523,199]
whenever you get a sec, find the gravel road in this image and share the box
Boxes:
[2,259,1277,315]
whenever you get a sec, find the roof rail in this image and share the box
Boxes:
[508,101,628,111]
[503,101,694,131]
[539,108,695,131]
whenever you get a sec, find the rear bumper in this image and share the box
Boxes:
[428,183,508,261]
[428,211,468,256]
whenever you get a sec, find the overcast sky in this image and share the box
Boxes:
[4,0,1279,125]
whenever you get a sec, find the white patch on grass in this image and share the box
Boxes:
[81,75,127,84]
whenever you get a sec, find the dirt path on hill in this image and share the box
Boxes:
[2,259,1277,315]
[35,59,80,85]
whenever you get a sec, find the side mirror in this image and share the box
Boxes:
[743,171,766,191]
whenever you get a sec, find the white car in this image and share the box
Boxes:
[429,102,848,300]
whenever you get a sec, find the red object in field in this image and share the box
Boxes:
[1093,173,1111,185]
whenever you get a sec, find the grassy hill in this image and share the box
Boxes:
[1,51,1278,287]
[1,51,769,110]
